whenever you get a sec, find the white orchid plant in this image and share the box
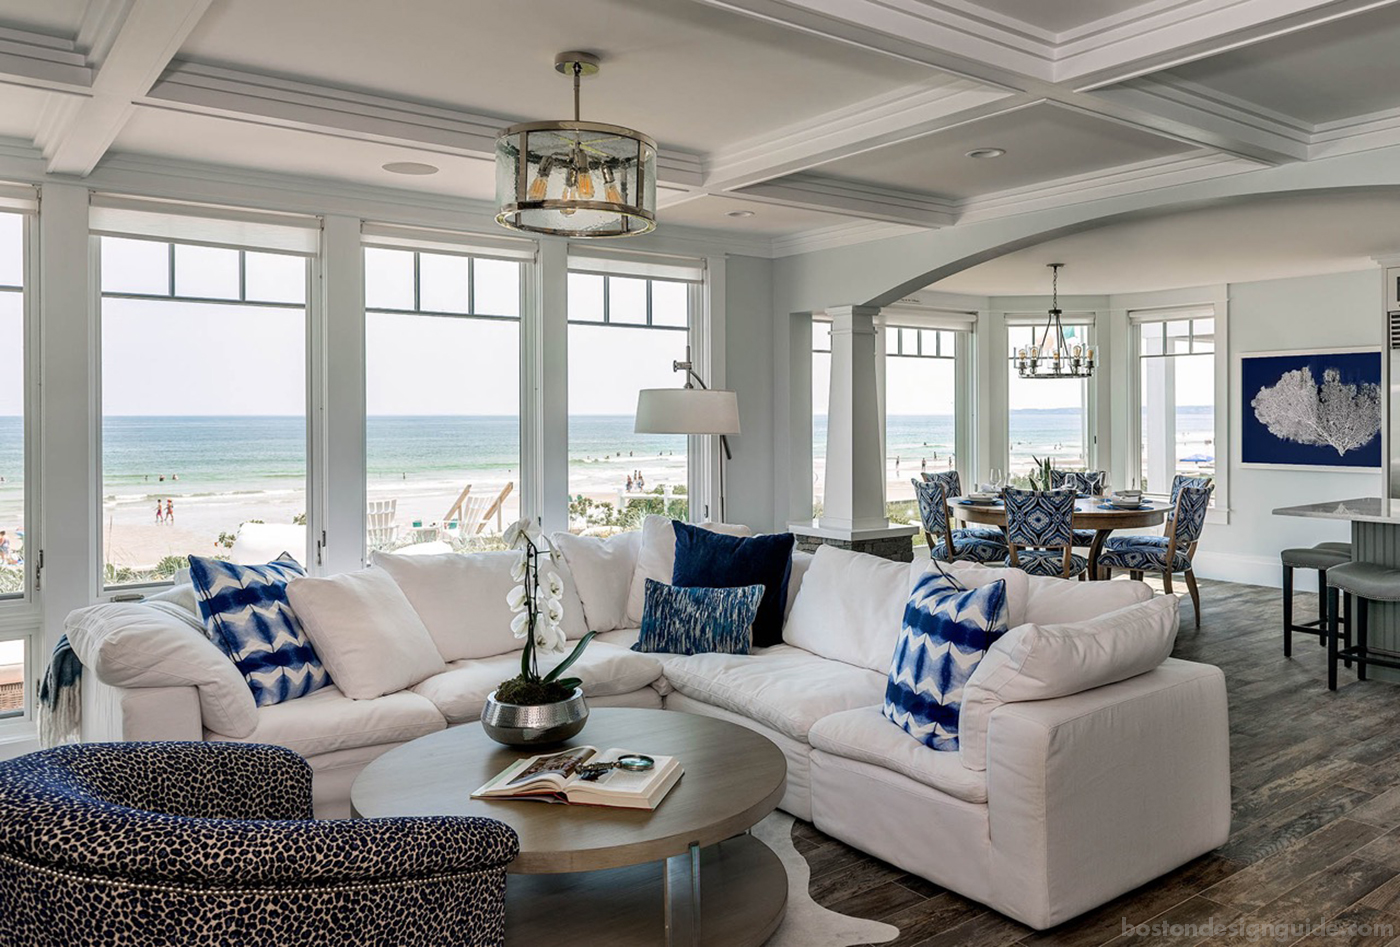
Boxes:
[496,519,596,706]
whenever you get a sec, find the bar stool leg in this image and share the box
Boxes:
[1317,569,1329,647]
[1327,586,1340,691]
[1282,564,1294,656]
[1357,598,1368,682]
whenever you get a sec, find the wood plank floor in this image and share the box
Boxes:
[794,577,1400,947]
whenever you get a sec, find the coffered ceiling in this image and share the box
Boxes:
[0,0,1398,254]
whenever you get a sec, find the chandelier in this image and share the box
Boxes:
[495,52,656,238]
[1014,263,1095,379]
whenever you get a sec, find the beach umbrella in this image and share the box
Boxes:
[1179,453,1213,464]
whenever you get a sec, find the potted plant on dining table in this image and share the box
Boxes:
[480,519,597,747]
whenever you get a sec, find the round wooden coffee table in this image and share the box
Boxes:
[351,707,789,947]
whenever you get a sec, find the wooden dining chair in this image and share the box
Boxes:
[1002,487,1087,579]
[1098,483,1214,626]
[911,478,1007,563]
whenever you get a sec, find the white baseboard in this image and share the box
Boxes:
[1190,550,1295,591]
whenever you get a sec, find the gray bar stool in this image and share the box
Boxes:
[1325,560,1400,690]
[1281,545,1352,657]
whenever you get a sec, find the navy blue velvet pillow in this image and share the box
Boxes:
[633,579,764,656]
[671,522,796,647]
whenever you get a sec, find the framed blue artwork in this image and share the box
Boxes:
[1239,347,1381,470]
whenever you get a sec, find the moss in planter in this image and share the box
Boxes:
[495,676,575,706]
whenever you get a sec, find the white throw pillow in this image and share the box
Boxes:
[783,544,915,672]
[63,601,258,738]
[1023,574,1153,625]
[550,530,642,633]
[625,516,753,626]
[785,551,815,623]
[286,568,446,700]
[915,560,1032,630]
[957,593,1179,771]
[371,550,585,659]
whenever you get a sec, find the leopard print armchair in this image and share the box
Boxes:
[0,742,519,947]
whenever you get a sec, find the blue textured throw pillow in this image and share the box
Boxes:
[671,522,795,647]
[188,554,330,707]
[633,579,764,656]
[883,568,1009,751]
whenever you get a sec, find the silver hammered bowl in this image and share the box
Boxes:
[480,688,589,747]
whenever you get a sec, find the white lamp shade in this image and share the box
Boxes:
[634,388,741,436]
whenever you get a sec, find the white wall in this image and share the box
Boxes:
[1190,268,1375,590]
[724,255,776,528]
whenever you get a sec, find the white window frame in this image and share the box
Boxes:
[1003,312,1098,476]
[0,210,39,741]
[1127,299,1229,523]
[93,234,318,591]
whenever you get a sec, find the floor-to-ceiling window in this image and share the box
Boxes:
[884,324,958,519]
[567,271,690,532]
[1134,308,1216,495]
[0,209,27,724]
[99,236,309,586]
[364,246,521,551]
[1007,317,1093,485]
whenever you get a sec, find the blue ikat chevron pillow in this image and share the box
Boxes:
[883,568,1008,751]
[188,554,330,707]
[633,579,764,656]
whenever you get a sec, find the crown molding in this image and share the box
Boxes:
[735,173,957,228]
[0,24,91,93]
[770,219,918,257]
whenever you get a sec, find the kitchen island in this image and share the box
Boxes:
[1275,497,1400,683]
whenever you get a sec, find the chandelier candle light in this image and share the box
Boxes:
[495,51,656,237]
[1015,263,1096,380]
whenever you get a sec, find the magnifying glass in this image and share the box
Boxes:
[577,754,655,779]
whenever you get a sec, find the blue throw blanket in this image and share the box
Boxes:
[37,634,81,747]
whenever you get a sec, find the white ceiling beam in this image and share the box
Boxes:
[38,0,214,177]
[734,173,957,228]
[703,77,1031,190]
[145,61,706,187]
[0,26,91,93]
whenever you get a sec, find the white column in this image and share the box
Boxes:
[819,305,887,532]
[779,311,812,525]
[38,183,97,647]
[319,215,365,574]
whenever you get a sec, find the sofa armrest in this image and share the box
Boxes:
[81,677,204,743]
[66,602,258,738]
[984,658,1230,929]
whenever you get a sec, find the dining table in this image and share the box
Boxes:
[949,494,1169,578]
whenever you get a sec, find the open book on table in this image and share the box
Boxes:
[471,746,683,810]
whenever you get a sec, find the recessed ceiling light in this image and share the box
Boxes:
[965,148,1006,159]
[382,161,439,175]
[726,210,756,218]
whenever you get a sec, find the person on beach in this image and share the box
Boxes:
[155,501,164,523]
[626,476,634,492]
[158,475,164,482]
[0,531,10,564]
[166,499,174,523]
[921,458,927,472]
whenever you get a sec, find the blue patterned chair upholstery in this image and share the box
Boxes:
[1048,470,1105,547]
[912,478,1007,563]
[0,742,520,947]
[1099,483,1213,627]
[918,470,1009,549]
[1002,488,1087,579]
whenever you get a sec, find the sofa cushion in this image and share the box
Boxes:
[187,554,330,707]
[783,544,912,672]
[884,568,1009,751]
[286,568,445,700]
[785,551,814,622]
[371,549,587,659]
[1022,574,1152,625]
[410,641,663,724]
[671,523,795,648]
[958,593,1180,771]
[207,685,445,757]
[550,530,642,633]
[635,579,764,656]
[64,600,259,739]
[663,645,887,742]
[810,706,988,804]
[625,516,752,626]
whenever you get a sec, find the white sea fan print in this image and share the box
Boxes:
[1251,366,1380,457]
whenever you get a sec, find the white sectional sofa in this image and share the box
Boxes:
[65,525,1230,930]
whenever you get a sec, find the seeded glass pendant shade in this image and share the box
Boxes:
[496,52,656,238]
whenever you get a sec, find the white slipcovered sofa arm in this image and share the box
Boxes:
[984,658,1230,929]
[81,677,205,743]
[65,602,258,739]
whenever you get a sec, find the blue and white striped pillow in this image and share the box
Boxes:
[188,554,330,706]
[633,579,764,656]
[883,568,1008,751]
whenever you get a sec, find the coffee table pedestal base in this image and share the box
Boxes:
[505,835,786,947]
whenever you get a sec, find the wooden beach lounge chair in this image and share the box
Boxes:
[366,499,399,549]
[442,482,514,538]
